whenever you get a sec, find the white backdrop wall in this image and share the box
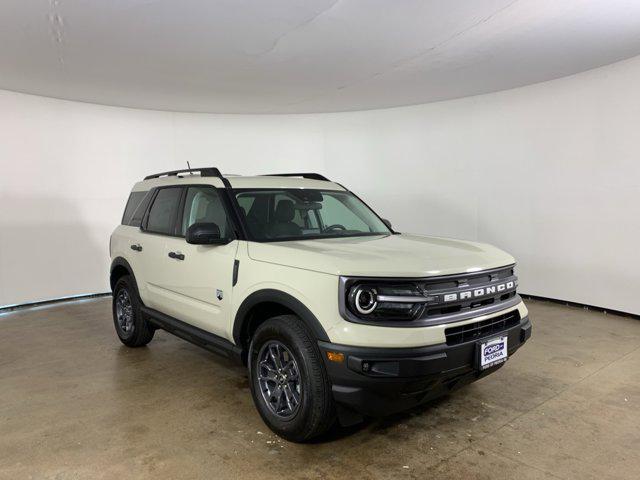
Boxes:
[1,55,639,314]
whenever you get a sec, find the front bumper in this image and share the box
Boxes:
[318,315,531,418]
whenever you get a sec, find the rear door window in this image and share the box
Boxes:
[145,188,183,235]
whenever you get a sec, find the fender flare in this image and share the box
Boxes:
[233,289,330,345]
[109,257,141,297]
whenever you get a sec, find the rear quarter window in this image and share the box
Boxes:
[121,191,151,227]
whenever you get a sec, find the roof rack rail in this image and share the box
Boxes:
[263,173,330,181]
[144,167,222,180]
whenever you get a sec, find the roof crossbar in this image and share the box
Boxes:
[263,173,330,181]
[144,167,222,180]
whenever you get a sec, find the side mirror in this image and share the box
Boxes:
[382,218,393,230]
[186,222,227,245]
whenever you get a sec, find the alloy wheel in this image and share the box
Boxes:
[257,341,302,419]
[115,289,135,336]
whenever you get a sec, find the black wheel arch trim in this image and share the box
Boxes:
[233,289,330,346]
[109,257,141,299]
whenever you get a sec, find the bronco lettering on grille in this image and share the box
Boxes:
[442,281,515,302]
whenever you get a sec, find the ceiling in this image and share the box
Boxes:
[2,0,640,114]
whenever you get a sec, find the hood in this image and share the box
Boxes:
[247,233,515,277]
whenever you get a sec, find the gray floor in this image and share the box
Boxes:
[1,298,639,479]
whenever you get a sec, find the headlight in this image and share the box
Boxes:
[350,285,378,314]
[345,282,432,320]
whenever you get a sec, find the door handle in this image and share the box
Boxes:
[130,244,142,252]
[168,251,185,261]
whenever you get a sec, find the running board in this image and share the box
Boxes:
[141,306,243,364]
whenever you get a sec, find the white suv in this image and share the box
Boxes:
[109,167,531,442]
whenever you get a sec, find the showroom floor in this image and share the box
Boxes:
[1,298,638,480]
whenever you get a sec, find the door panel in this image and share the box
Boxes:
[138,186,184,310]
[159,237,238,337]
[137,231,171,310]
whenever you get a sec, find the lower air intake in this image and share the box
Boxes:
[445,310,520,346]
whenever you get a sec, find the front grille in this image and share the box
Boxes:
[445,310,520,346]
[419,266,518,321]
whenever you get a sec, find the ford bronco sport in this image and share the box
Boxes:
[109,167,531,442]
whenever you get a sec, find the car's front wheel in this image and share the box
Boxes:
[249,315,335,442]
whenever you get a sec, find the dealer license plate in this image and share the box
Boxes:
[478,336,508,370]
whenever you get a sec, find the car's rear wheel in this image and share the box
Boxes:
[112,275,154,347]
[249,315,335,442]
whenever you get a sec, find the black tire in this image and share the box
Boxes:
[249,315,335,442]
[112,275,154,347]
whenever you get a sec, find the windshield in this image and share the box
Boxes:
[234,189,391,241]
